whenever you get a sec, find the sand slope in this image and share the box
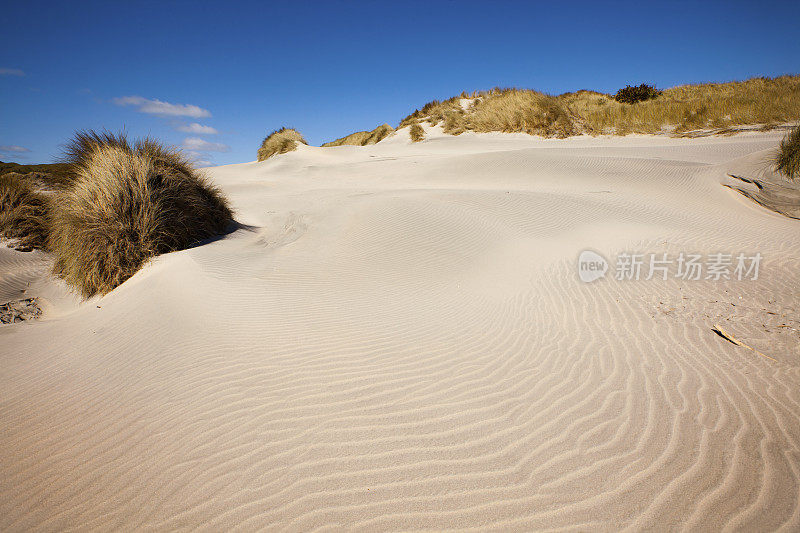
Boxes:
[2,130,799,530]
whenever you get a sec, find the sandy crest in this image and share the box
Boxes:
[1,129,799,530]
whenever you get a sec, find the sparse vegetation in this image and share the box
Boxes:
[613,84,662,104]
[410,124,425,142]
[0,161,75,188]
[48,131,233,297]
[776,125,800,180]
[257,127,307,161]
[0,172,50,251]
[333,75,800,140]
[322,124,394,147]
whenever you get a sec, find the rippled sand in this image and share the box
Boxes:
[2,128,798,530]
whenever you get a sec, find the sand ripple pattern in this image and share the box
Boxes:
[1,134,799,530]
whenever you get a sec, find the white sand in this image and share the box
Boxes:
[2,130,799,530]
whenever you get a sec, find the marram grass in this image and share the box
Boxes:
[0,172,50,251]
[776,125,800,180]
[257,127,307,161]
[386,75,800,139]
[409,124,425,143]
[48,131,233,297]
[322,124,394,147]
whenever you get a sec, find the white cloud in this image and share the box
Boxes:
[0,145,31,153]
[183,150,214,167]
[112,96,211,118]
[181,137,230,152]
[175,122,219,135]
[0,68,25,77]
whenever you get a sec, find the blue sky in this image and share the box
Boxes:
[1,0,799,166]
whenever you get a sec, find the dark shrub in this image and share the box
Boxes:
[613,84,662,104]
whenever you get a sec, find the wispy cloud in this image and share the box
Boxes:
[0,68,25,77]
[183,150,214,167]
[175,122,219,135]
[112,96,211,118]
[0,145,31,153]
[181,137,230,152]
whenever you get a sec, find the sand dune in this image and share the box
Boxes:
[2,129,799,530]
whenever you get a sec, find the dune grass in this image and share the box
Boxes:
[575,75,800,134]
[0,161,75,188]
[409,124,425,143]
[0,172,50,251]
[388,75,800,139]
[776,125,800,180]
[257,127,307,161]
[322,124,394,147]
[49,131,233,297]
[468,89,578,138]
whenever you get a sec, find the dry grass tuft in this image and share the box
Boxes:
[468,89,577,138]
[776,125,800,180]
[49,131,233,297]
[409,124,425,142]
[0,173,50,251]
[401,96,466,128]
[322,124,394,147]
[257,127,307,161]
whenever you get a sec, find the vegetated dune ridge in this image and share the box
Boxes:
[385,75,800,140]
[1,129,799,530]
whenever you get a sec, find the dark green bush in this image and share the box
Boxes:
[613,84,662,104]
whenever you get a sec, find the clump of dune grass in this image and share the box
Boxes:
[257,127,307,161]
[399,88,578,138]
[0,173,50,251]
[776,125,800,180]
[322,124,394,147]
[401,95,468,128]
[48,131,233,297]
[468,88,578,138]
[409,124,425,142]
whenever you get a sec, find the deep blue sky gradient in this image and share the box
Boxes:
[1,0,799,165]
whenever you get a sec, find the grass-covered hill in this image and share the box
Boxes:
[322,75,800,143]
[0,161,74,187]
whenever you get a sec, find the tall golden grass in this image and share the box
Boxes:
[392,75,800,138]
[257,127,307,161]
[776,125,800,180]
[409,123,425,142]
[49,131,233,297]
[0,173,50,251]
[322,124,394,147]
